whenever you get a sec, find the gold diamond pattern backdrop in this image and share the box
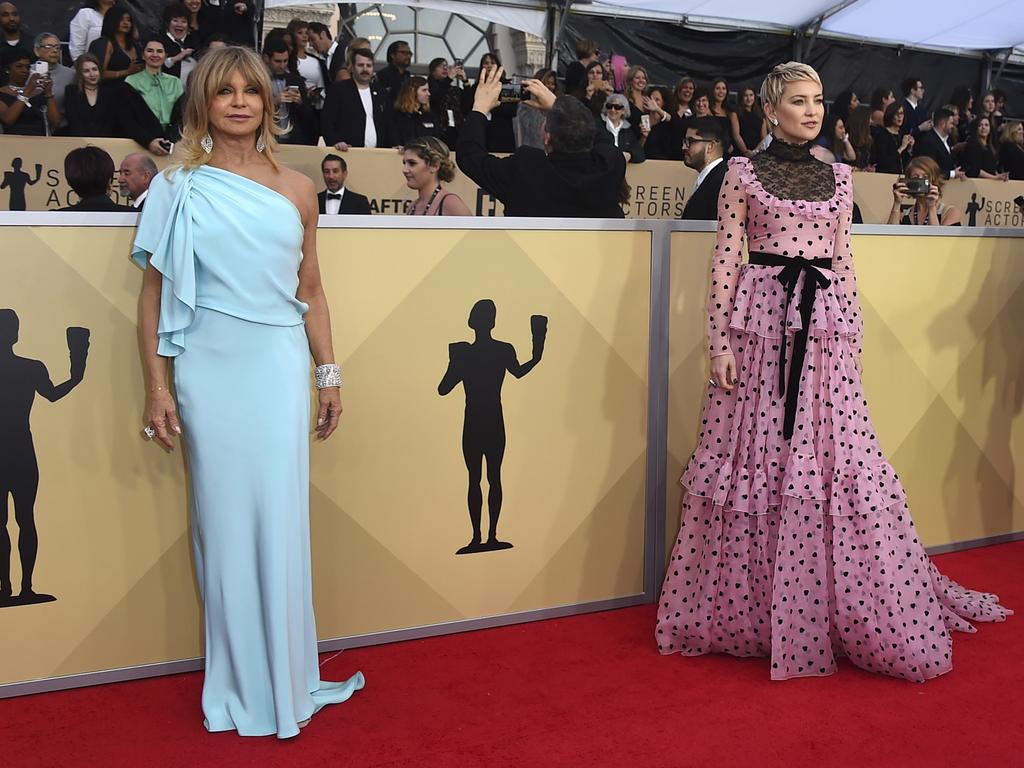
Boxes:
[0,226,650,687]
[667,232,1024,557]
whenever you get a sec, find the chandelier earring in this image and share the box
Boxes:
[769,117,780,126]
[255,128,266,153]
[201,132,213,153]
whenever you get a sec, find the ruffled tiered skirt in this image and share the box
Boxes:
[656,263,1011,681]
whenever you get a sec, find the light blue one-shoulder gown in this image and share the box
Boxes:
[132,165,364,739]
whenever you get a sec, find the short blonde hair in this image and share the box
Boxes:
[760,61,822,107]
[176,46,280,171]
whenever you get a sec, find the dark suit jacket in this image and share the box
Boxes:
[272,70,316,145]
[318,189,372,215]
[913,129,955,177]
[59,195,135,212]
[680,159,728,221]
[327,45,346,82]
[456,111,626,218]
[900,98,929,137]
[321,79,389,147]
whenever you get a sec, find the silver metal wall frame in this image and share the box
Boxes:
[1,212,1022,698]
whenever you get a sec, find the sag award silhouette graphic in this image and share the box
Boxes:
[438,300,547,555]
[0,309,89,608]
[1,158,43,212]
[965,193,986,227]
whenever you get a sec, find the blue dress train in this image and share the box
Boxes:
[133,165,363,738]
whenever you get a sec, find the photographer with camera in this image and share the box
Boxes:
[456,66,626,218]
[887,156,962,226]
[0,46,59,136]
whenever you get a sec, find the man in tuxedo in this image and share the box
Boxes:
[321,48,388,150]
[58,147,135,212]
[309,22,342,83]
[263,36,315,145]
[457,67,625,218]
[117,153,156,209]
[913,108,966,180]
[680,117,727,221]
[900,76,932,137]
[318,154,371,215]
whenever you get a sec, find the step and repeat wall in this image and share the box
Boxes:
[0,223,651,691]
[666,230,1024,558]
[2,136,1023,225]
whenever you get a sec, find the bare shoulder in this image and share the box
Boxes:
[274,165,317,217]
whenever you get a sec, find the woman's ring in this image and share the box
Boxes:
[708,378,717,387]
[143,425,156,440]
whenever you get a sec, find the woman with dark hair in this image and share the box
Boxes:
[640,86,673,160]
[830,89,859,122]
[572,59,611,117]
[814,112,856,164]
[0,47,60,135]
[667,76,696,160]
[69,0,114,60]
[89,3,142,81]
[286,19,324,109]
[729,85,766,158]
[428,57,465,147]
[845,105,874,168]
[868,87,894,127]
[709,77,733,156]
[182,0,219,49]
[461,51,516,152]
[871,101,914,174]
[390,76,441,147]
[962,116,1007,180]
[58,146,134,211]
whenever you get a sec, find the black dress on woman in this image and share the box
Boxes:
[737,110,763,154]
[870,126,906,174]
[961,142,999,178]
[998,142,1024,180]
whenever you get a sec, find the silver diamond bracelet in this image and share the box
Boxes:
[314,363,342,389]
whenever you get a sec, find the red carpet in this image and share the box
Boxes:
[3,542,1022,768]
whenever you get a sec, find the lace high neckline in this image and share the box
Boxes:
[766,136,815,163]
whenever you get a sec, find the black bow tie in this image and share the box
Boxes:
[326,192,342,200]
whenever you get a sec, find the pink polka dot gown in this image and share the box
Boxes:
[656,149,1011,682]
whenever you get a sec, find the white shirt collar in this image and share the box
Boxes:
[133,189,149,208]
[327,40,339,59]
[693,156,724,192]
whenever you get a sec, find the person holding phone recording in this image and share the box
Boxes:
[0,47,59,136]
[887,156,962,226]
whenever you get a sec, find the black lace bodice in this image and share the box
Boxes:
[750,137,837,202]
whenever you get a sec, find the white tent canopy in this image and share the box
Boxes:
[267,0,1024,54]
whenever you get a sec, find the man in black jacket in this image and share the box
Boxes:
[912,108,966,180]
[899,76,932,137]
[680,117,727,221]
[375,39,411,107]
[317,154,371,215]
[263,36,316,145]
[320,48,388,149]
[456,67,625,218]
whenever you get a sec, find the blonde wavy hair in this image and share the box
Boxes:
[176,46,281,171]
[759,61,822,108]
[403,136,456,183]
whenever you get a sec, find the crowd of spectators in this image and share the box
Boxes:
[2,2,1022,219]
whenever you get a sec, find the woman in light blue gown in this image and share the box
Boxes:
[133,46,363,739]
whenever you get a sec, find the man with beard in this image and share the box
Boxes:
[680,117,727,221]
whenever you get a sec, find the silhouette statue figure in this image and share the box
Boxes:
[439,300,547,555]
[1,158,43,212]
[0,310,89,607]
[965,193,986,227]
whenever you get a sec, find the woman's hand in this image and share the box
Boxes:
[709,354,737,391]
[143,388,181,451]
[23,73,44,98]
[891,180,909,203]
[924,184,941,209]
[314,387,342,441]
[899,134,914,153]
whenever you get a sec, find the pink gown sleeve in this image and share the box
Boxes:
[832,206,863,359]
[707,160,747,359]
